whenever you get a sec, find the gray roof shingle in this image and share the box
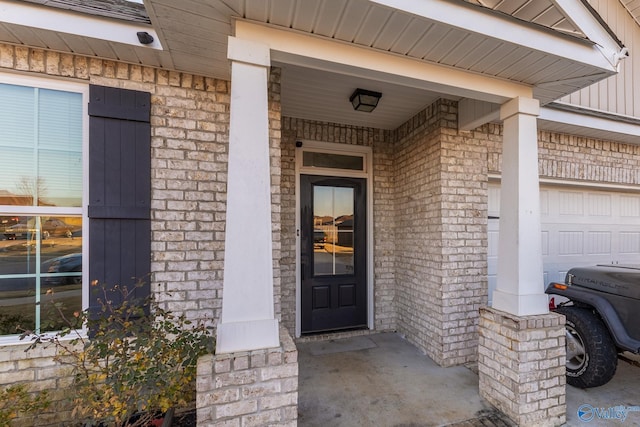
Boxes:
[20,0,151,24]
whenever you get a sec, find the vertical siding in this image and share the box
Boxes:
[561,0,639,118]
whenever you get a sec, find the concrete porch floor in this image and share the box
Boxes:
[297,332,640,426]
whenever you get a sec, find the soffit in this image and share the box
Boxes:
[145,0,615,105]
[464,0,587,38]
[620,0,640,25]
[0,0,623,129]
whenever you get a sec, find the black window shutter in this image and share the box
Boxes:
[88,85,151,315]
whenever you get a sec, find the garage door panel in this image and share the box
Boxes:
[587,231,611,255]
[487,219,498,304]
[620,195,640,217]
[620,232,640,254]
[540,190,549,215]
[558,191,584,216]
[543,265,564,282]
[587,193,612,216]
[488,187,500,216]
[541,231,549,255]
[558,231,584,255]
[487,184,640,303]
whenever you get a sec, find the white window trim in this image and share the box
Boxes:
[0,73,89,344]
[294,140,374,337]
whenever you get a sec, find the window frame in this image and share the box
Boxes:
[0,73,89,344]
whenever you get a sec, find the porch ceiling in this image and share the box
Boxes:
[0,0,623,130]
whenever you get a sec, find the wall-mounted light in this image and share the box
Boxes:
[137,31,154,45]
[349,88,382,112]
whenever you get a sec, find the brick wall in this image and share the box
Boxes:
[393,102,448,362]
[438,105,489,365]
[5,38,640,425]
[0,44,289,327]
[0,343,73,426]
[486,123,640,184]
[196,327,298,426]
[372,136,397,332]
[393,99,488,366]
[269,67,283,320]
[1,45,229,323]
[479,307,566,426]
[0,44,282,425]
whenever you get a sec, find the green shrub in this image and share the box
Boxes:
[0,384,50,427]
[22,281,214,427]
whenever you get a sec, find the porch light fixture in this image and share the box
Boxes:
[349,88,382,112]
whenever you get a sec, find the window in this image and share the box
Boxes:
[0,76,87,337]
[302,151,364,171]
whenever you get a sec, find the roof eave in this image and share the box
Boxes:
[370,0,622,74]
[0,0,162,50]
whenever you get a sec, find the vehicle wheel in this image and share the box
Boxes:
[42,231,50,240]
[555,306,618,388]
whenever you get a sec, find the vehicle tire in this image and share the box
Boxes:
[555,306,618,388]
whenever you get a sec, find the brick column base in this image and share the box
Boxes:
[196,327,298,426]
[478,307,566,427]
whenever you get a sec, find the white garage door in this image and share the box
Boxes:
[488,183,640,303]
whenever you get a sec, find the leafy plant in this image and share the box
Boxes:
[22,281,214,427]
[0,384,50,427]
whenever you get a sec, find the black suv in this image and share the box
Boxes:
[546,265,640,388]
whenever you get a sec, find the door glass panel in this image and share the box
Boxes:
[313,185,355,276]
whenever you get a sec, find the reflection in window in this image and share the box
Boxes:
[313,186,355,276]
[0,216,82,335]
[0,79,84,336]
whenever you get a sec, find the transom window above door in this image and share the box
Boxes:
[298,143,368,175]
[303,151,364,171]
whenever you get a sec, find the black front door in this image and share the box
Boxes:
[300,175,367,333]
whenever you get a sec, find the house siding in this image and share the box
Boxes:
[561,0,640,117]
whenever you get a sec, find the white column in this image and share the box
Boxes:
[492,97,549,316]
[216,37,279,353]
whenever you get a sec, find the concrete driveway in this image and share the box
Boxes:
[566,353,640,426]
[297,333,640,426]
